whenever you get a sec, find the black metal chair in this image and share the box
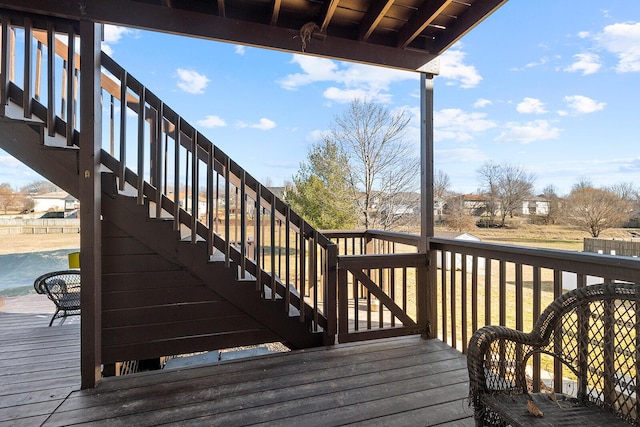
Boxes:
[33,270,81,326]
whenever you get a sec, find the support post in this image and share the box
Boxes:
[419,73,436,338]
[79,20,103,389]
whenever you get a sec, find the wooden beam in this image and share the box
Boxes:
[358,0,393,42]
[431,0,507,53]
[0,0,438,71]
[397,0,452,49]
[78,20,102,390]
[270,0,280,26]
[319,0,339,32]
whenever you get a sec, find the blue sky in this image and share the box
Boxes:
[1,0,639,196]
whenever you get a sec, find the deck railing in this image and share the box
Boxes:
[429,237,640,393]
[323,230,428,342]
[2,14,336,338]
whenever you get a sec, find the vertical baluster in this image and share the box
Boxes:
[461,253,467,353]
[378,268,384,328]
[35,40,41,102]
[173,117,180,229]
[450,252,457,347]
[9,26,15,83]
[234,186,239,244]
[312,232,318,328]
[499,260,506,327]
[60,60,66,120]
[156,103,165,219]
[65,26,74,146]
[471,255,478,333]
[0,17,10,116]
[270,193,276,301]
[532,266,541,393]
[515,264,523,332]
[214,168,219,235]
[240,171,246,277]
[485,259,492,326]
[190,131,197,242]
[440,250,447,341]
[553,270,563,392]
[46,22,55,136]
[299,223,305,321]
[206,146,214,258]
[109,94,115,154]
[255,185,262,293]
[118,71,127,190]
[136,86,146,204]
[23,17,32,118]
[224,157,230,266]
[284,207,290,308]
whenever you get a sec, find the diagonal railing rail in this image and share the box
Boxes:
[1,13,336,339]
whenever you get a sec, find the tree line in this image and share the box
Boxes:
[284,99,638,238]
[440,163,639,238]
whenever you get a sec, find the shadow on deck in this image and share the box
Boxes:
[1,295,474,426]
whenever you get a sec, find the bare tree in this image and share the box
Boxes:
[564,185,630,237]
[434,169,450,223]
[541,184,561,225]
[478,162,535,227]
[0,183,19,214]
[330,99,418,230]
[443,194,475,232]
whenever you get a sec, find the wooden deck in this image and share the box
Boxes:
[1,295,474,426]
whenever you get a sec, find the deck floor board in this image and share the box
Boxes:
[1,294,474,426]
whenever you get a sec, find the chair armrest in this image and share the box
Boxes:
[468,325,542,406]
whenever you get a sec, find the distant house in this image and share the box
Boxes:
[522,196,550,216]
[31,191,79,213]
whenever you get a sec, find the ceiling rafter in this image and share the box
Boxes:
[396,0,453,48]
[319,0,340,32]
[270,0,281,25]
[358,0,394,42]
[431,0,507,53]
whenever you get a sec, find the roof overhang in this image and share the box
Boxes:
[0,0,507,72]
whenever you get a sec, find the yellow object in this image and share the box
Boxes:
[68,252,80,269]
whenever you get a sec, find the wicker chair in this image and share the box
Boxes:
[33,270,81,326]
[468,282,640,426]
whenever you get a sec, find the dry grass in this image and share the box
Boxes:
[0,231,80,255]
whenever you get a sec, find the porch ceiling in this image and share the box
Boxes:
[0,0,507,72]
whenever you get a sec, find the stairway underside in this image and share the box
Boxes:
[0,115,323,367]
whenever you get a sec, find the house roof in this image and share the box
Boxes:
[2,0,507,72]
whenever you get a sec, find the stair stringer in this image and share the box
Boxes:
[0,117,79,197]
[101,188,324,349]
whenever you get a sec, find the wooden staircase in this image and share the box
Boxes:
[0,15,332,368]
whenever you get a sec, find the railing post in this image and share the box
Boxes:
[78,20,102,389]
[325,243,337,345]
[419,72,436,338]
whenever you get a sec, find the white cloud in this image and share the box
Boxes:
[102,25,137,56]
[435,108,496,142]
[516,97,547,114]
[495,120,561,144]
[236,118,276,131]
[563,95,606,114]
[175,68,210,94]
[473,98,492,108]
[596,22,640,72]
[437,48,482,88]
[235,45,246,55]
[512,57,549,71]
[278,54,416,103]
[564,53,601,75]
[197,115,226,128]
[307,129,331,142]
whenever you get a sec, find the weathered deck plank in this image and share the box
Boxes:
[1,295,474,426]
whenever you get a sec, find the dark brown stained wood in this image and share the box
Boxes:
[102,270,203,291]
[40,335,472,425]
[102,253,183,274]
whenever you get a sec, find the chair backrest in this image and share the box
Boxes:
[529,282,640,423]
[34,270,81,310]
